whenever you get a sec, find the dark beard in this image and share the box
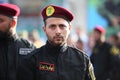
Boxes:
[0,28,12,39]
[0,18,14,41]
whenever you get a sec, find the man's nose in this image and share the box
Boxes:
[55,27,61,33]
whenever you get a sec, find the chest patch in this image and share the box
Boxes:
[39,62,55,72]
[19,48,33,55]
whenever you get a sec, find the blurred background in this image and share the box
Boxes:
[1,0,120,48]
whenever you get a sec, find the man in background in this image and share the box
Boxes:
[0,3,35,80]
[90,25,120,80]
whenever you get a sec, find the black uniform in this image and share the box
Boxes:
[90,42,120,80]
[0,34,35,80]
[17,41,95,80]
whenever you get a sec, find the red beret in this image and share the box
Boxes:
[41,5,74,22]
[0,3,20,17]
[94,25,106,34]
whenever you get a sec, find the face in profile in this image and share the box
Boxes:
[43,17,71,46]
[93,30,101,42]
[0,14,12,38]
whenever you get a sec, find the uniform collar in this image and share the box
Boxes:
[45,41,68,53]
[0,34,18,42]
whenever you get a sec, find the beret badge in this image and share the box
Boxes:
[46,6,55,16]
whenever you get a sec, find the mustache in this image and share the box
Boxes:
[53,34,64,38]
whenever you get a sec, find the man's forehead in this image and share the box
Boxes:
[0,14,10,19]
[46,17,70,23]
[46,18,69,26]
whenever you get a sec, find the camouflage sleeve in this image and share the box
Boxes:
[85,59,96,80]
[88,60,96,80]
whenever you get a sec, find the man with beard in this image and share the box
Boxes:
[90,25,120,80]
[0,3,35,80]
[17,5,95,80]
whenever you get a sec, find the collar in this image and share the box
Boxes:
[45,41,68,54]
[0,34,18,42]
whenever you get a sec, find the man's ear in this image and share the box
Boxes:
[69,24,72,30]
[42,26,46,33]
[10,19,16,28]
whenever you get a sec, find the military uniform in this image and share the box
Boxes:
[17,5,95,80]
[18,41,95,80]
[0,35,35,80]
[90,42,120,80]
[0,3,35,80]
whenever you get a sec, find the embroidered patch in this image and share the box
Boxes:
[46,6,55,16]
[110,46,119,56]
[19,48,34,55]
[39,62,55,72]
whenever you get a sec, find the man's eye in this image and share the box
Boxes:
[59,24,66,28]
[49,25,56,29]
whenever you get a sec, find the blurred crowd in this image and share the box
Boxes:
[18,29,45,48]
[67,26,120,56]
[98,0,120,27]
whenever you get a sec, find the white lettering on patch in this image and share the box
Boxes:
[19,48,34,55]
